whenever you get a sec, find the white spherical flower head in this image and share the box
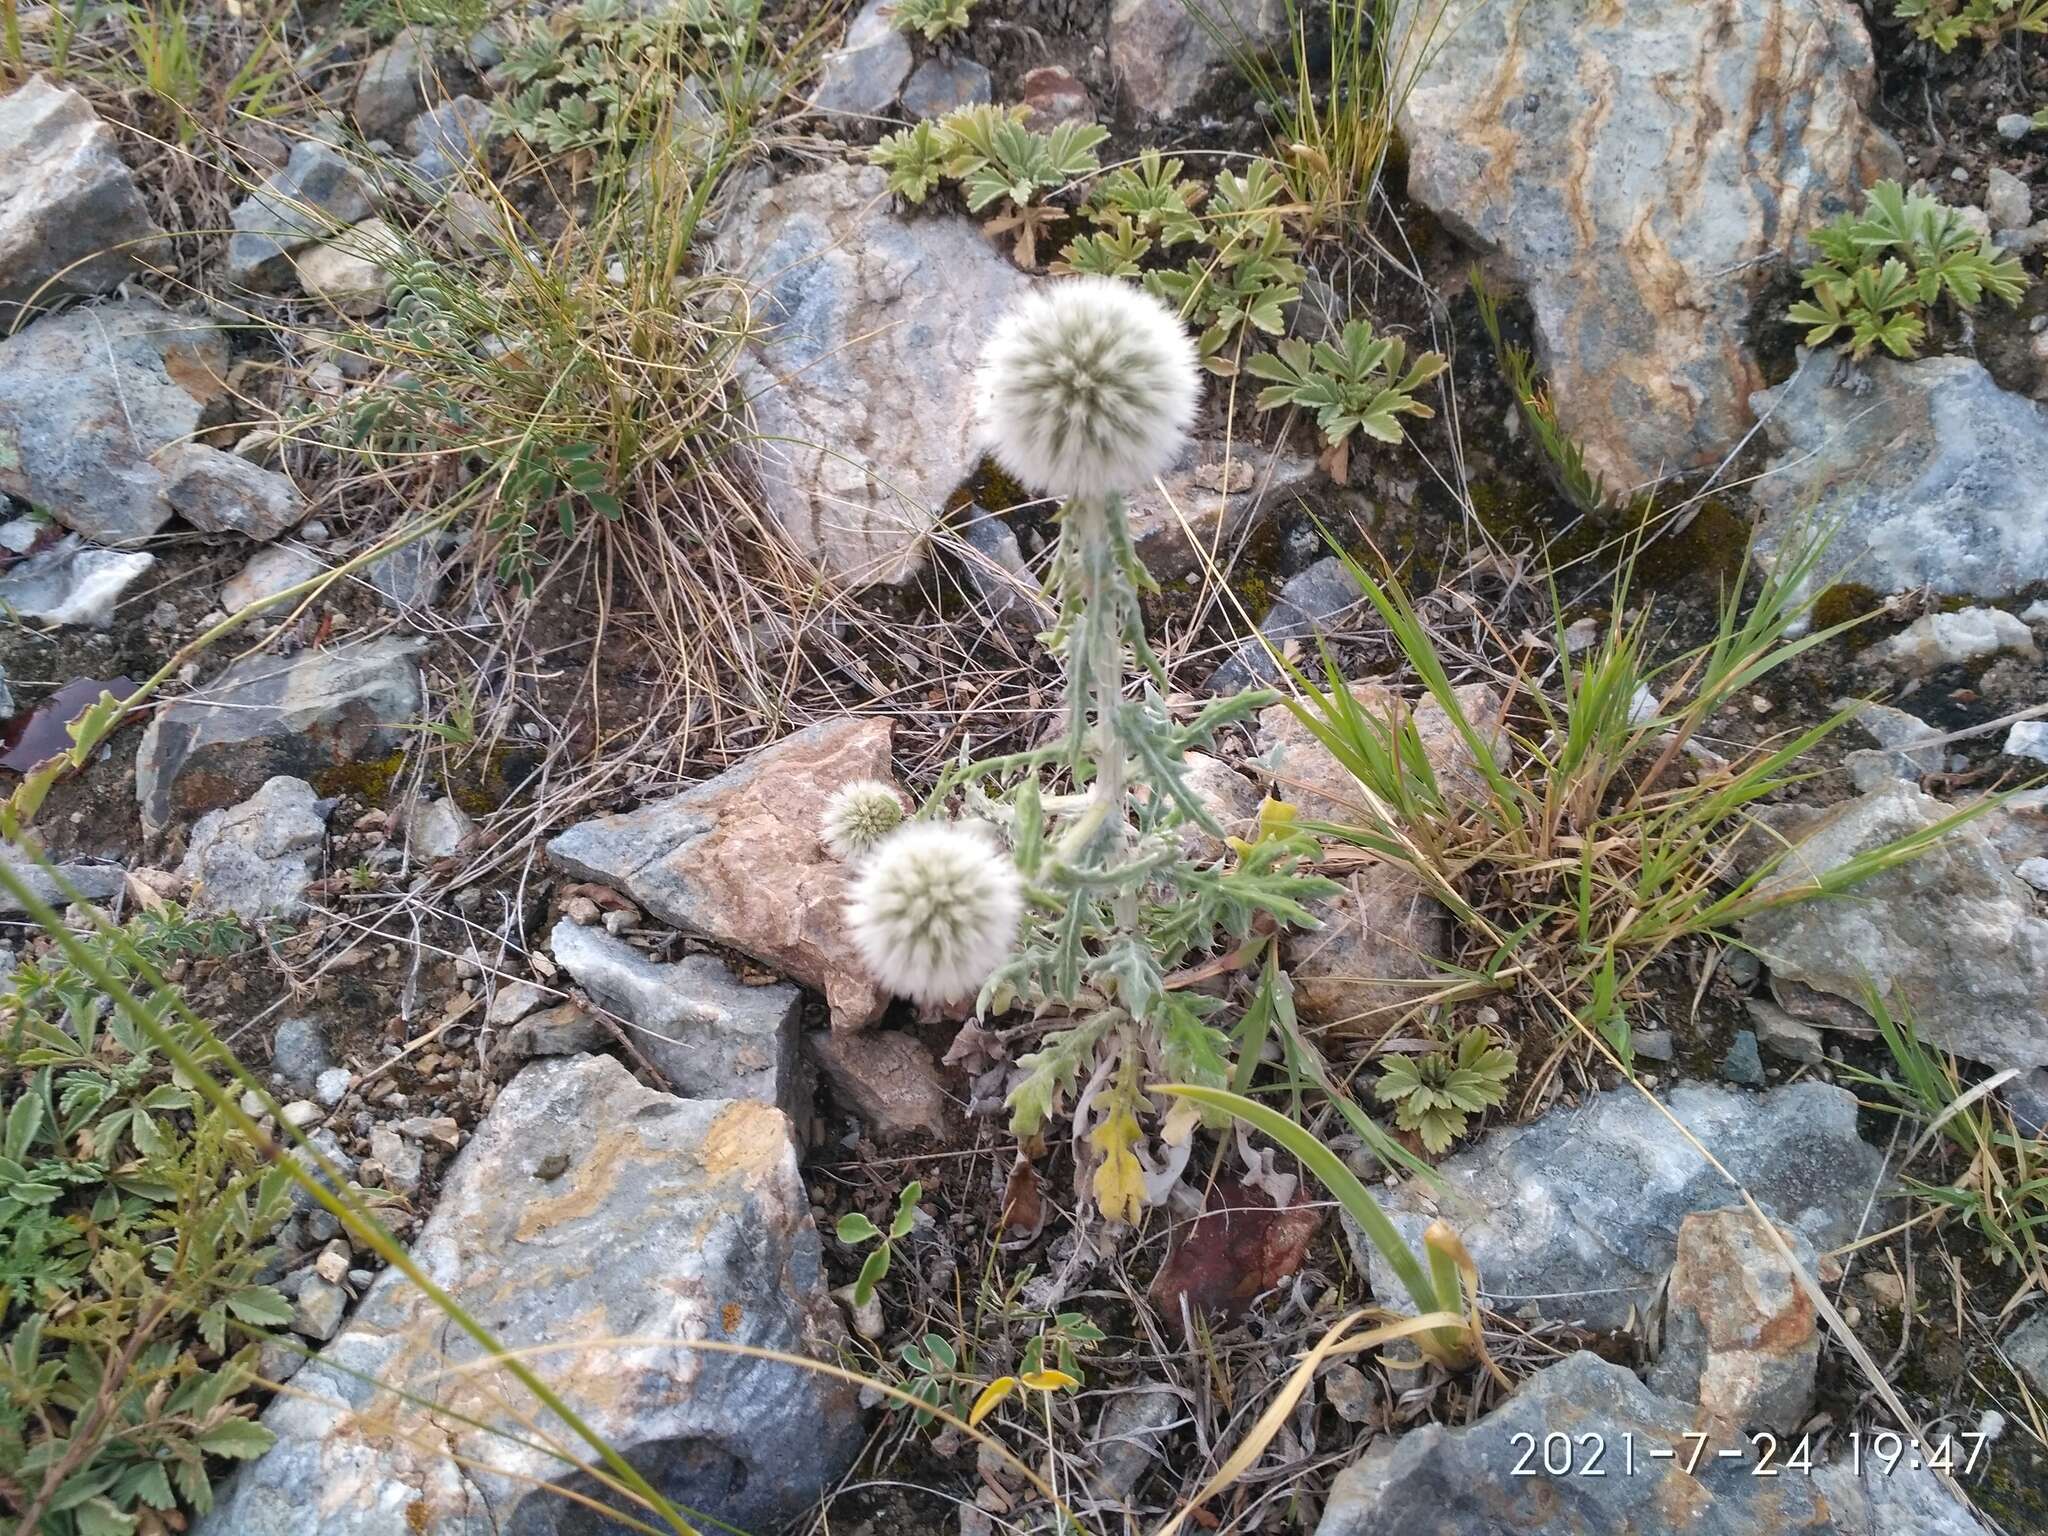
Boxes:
[845,821,1024,1007]
[820,779,905,862]
[974,276,1200,501]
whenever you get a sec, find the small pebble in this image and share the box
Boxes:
[314,1066,352,1106]
[1997,112,2033,143]
[280,1099,325,1129]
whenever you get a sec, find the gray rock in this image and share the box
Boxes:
[178,776,330,920]
[547,715,896,1028]
[226,141,377,292]
[550,918,801,1111]
[810,0,912,121]
[1348,1081,1885,1331]
[270,1016,337,1096]
[807,1029,954,1142]
[223,545,327,613]
[352,29,431,141]
[0,297,230,543]
[2007,720,2048,765]
[405,95,492,187]
[0,535,153,627]
[0,663,11,719]
[2016,856,2048,892]
[282,1127,354,1220]
[1648,1208,1819,1433]
[901,56,992,119]
[1285,869,1450,1031]
[496,1003,605,1068]
[1208,555,1363,692]
[1110,0,1288,119]
[484,979,550,1028]
[1841,698,1943,790]
[365,1124,421,1196]
[364,530,456,611]
[0,76,164,319]
[290,218,400,317]
[157,442,305,540]
[1124,443,1322,582]
[1751,352,2048,611]
[195,1054,863,1536]
[1173,750,1260,863]
[1988,166,2033,232]
[290,1276,350,1342]
[716,164,1030,586]
[401,796,473,860]
[957,509,1050,635]
[1314,1351,1986,1536]
[0,843,125,913]
[1633,1029,1675,1062]
[1741,779,2048,1071]
[135,637,425,834]
[1394,0,1896,493]
[1997,111,2034,143]
[1718,1030,1765,1086]
[1871,606,2037,673]
[1092,1385,1182,1498]
[1746,998,1825,1064]
[2007,1311,2048,1399]
[313,1067,351,1107]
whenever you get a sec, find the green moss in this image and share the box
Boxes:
[1810,582,1881,645]
[312,750,407,803]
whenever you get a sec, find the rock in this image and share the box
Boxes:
[1173,750,1261,862]
[496,1002,604,1067]
[1393,0,1896,493]
[352,29,431,140]
[1256,681,1503,824]
[401,796,473,860]
[1841,698,1943,790]
[484,980,549,1028]
[1016,65,1091,128]
[1718,1030,1765,1086]
[716,164,1031,586]
[364,530,456,611]
[2007,721,2048,765]
[135,637,425,834]
[1285,868,1449,1030]
[1649,1208,1819,1433]
[157,442,306,540]
[2017,856,2048,892]
[901,56,992,119]
[313,1067,351,1108]
[550,919,802,1110]
[1093,1385,1181,1497]
[1110,0,1288,120]
[1746,998,1825,1065]
[1741,780,2048,1072]
[366,1124,422,1196]
[2007,1312,2048,1399]
[1314,1351,1986,1536]
[1348,1081,1885,1331]
[270,1015,337,1095]
[1208,555,1363,692]
[547,716,896,1028]
[957,510,1051,636]
[1633,1028,1675,1061]
[1124,444,1321,581]
[0,296,230,543]
[290,1275,350,1342]
[807,1029,953,1141]
[291,217,400,316]
[0,535,153,627]
[404,95,490,187]
[1871,607,2037,673]
[177,776,330,920]
[226,140,376,292]
[1751,352,2048,611]
[810,0,912,121]
[1988,167,2033,232]
[223,545,326,612]
[0,844,125,914]
[0,76,164,319]
[195,1054,863,1536]
[1999,112,2035,142]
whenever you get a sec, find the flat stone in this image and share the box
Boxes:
[1347,1081,1886,1331]
[547,716,896,1028]
[1110,0,1288,119]
[551,918,801,1111]
[957,509,1051,636]
[901,56,991,119]
[1208,555,1363,692]
[1988,166,2033,232]
[366,1124,422,1196]
[291,218,400,316]
[1285,868,1450,1031]
[806,1028,953,1141]
[2007,1312,2048,1399]
[1751,352,2048,611]
[716,164,1030,586]
[223,545,326,612]
[290,1275,350,1342]
[1746,998,1825,1064]
[1718,1030,1765,1086]
[1314,1350,1985,1536]
[1394,0,1897,493]
[0,296,230,543]
[2006,721,2048,766]
[364,530,456,611]
[0,76,164,319]
[405,95,492,187]
[313,1067,351,1107]
[270,1015,338,1095]
[177,775,330,921]
[810,0,912,121]
[226,141,377,292]
[496,1002,604,1068]
[135,637,425,834]
[1016,65,1092,128]
[1092,1384,1182,1498]
[0,535,154,627]
[1741,779,2048,1072]
[1840,698,1943,790]
[484,980,549,1028]
[1256,681,1504,824]
[194,1054,864,1536]
[0,844,125,914]
[1871,607,2037,673]
[352,29,431,141]
[1173,750,1261,863]
[158,442,305,540]
[1999,112,2035,143]
[1124,444,1322,582]
[401,796,473,860]
[1649,1208,1819,1433]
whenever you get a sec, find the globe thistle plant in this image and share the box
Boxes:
[845,822,1024,1007]
[821,779,906,862]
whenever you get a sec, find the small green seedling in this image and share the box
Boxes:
[1374,1027,1517,1154]
[835,1180,922,1307]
